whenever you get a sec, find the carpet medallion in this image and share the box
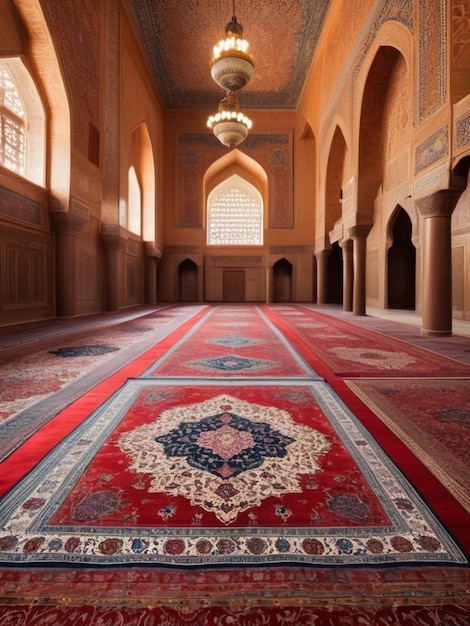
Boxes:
[0,380,465,567]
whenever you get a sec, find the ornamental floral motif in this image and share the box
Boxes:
[118,394,331,524]
[155,413,295,479]
[186,355,277,373]
[328,347,415,370]
[207,336,264,347]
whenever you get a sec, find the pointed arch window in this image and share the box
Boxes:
[0,59,46,185]
[207,174,263,245]
[128,166,142,235]
[0,63,25,175]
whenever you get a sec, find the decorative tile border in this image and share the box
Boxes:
[414,163,447,193]
[415,126,448,173]
[456,112,470,150]
[0,186,42,225]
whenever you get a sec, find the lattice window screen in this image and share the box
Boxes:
[207,174,263,245]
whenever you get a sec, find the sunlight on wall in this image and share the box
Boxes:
[0,59,45,186]
[128,166,142,235]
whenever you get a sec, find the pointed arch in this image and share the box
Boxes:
[204,149,268,245]
[273,258,292,302]
[10,0,71,206]
[123,123,156,240]
[207,174,263,245]
[178,258,198,302]
[387,206,416,310]
[358,46,403,218]
[132,123,156,242]
[325,124,348,235]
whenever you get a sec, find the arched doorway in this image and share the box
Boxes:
[327,242,343,304]
[273,258,292,302]
[179,259,198,302]
[388,208,415,309]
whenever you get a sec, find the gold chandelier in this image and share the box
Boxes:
[207,3,253,149]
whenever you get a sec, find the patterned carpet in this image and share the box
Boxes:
[0,306,206,461]
[0,304,469,623]
[346,378,470,513]
[262,305,470,377]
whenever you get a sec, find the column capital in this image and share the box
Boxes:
[100,224,128,251]
[50,210,87,235]
[414,188,464,218]
[144,242,162,259]
[347,224,372,239]
[314,248,331,262]
[339,238,353,251]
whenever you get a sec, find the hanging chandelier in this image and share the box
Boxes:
[207,91,253,148]
[207,2,254,149]
[210,14,254,92]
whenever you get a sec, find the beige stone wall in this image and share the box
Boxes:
[0,0,166,324]
[158,108,315,303]
[297,0,470,321]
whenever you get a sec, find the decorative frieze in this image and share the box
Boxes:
[206,256,263,265]
[415,126,449,173]
[70,198,90,221]
[0,186,41,225]
[456,112,470,150]
[163,245,201,254]
[270,246,310,254]
[414,163,447,193]
[418,0,447,122]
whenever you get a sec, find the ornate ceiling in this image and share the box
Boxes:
[125,0,331,110]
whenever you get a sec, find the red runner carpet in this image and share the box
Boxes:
[262,304,470,378]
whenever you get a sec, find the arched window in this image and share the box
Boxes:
[128,166,142,235]
[0,63,25,175]
[0,59,45,185]
[207,174,263,245]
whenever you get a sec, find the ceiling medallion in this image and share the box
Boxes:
[207,3,253,149]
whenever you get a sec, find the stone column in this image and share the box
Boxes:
[101,0,121,310]
[415,190,462,336]
[340,239,353,312]
[50,211,87,317]
[101,225,127,311]
[348,225,371,316]
[315,249,331,304]
[144,243,160,304]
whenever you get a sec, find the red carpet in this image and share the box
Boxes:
[346,378,470,513]
[0,304,469,621]
[1,601,469,625]
[262,304,470,377]
[146,305,317,378]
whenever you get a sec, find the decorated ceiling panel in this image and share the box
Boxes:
[126,0,331,109]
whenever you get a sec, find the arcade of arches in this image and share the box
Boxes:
[1,0,470,337]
